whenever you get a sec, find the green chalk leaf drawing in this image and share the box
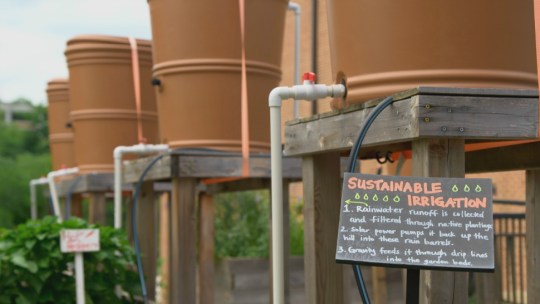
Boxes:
[345,199,369,206]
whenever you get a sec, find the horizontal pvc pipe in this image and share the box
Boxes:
[113,144,169,229]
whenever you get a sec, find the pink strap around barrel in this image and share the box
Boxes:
[239,0,250,176]
[128,37,146,144]
[535,0,540,138]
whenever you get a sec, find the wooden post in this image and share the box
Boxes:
[88,193,107,225]
[71,194,84,218]
[526,170,540,304]
[412,139,468,304]
[137,182,157,301]
[475,272,497,304]
[170,178,197,304]
[159,192,170,304]
[269,180,291,303]
[302,152,344,303]
[198,193,214,304]
[371,267,387,304]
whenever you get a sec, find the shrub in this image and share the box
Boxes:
[214,191,304,258]
[0,216,140,303]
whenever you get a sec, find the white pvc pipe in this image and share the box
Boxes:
[75,252,85,304]
[48,167,79,223]
[113,144,169,229]
[287,2,301,118]
[269,77,346,304]
[29,177,48,220]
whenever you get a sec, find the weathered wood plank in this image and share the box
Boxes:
[123,155,173,184]
[198,193,214,304]
[526,170,540,304]
[159,193,170,304]
[475,272,497,304]
[122,154,302,183]
[137,182,157,301]
[88,193,107,225]
[170,178,197,304]
[412,139,468,304]
[56,173,117,196]
[205,178,270,195]
[285,96,418,156]
[371,267,387,304]
[418,95,537,138]
[284,90,538,157]
[176,156,301,179]
[466,141,540,173]
[303,153,344,303]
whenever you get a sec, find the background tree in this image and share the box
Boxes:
[0,99,50,228]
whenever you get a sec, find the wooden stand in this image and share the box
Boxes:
[55,173,118,224]
[284,87,538,303]
[122,150,302,304]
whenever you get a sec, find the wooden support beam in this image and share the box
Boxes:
[371,267,387,304]
[466,142,540,173]
[284,87,538,156]
[475,272,497,304]
[71,194,83,218]
[269,180,291,303]
[527,170,540,304]
[88,193,107,225]
[137,182,157,301]
[198,193,214,304]
[302,152,344,303]
[412,139,468,304]
[170,178,197,304]
[159,193,170,304]
[205,178,271,195]
[123,154,301,184]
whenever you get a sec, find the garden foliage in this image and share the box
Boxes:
[0,216,141,303]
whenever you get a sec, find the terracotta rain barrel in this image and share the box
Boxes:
[327,0,537,105]
[46,78,76,170]
[149,0,288,151]
[65,35,159,173]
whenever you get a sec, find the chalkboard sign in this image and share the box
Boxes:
[336,173,494,272]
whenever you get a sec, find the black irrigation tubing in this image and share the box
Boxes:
[345,96,394,304]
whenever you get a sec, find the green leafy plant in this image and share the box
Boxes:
[214,191,270,258]
[0,216,141,303]
[214,190,305,258]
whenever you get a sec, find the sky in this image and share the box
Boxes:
[0,0,152,105]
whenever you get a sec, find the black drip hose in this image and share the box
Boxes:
[132,153,168,304]
[346,96,394,304]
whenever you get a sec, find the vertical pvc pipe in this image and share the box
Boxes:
[48,176,62,222]
[114,154,122,229]
[288,2,301,118]
[30,182,37,220]
[75,252,86,304]
[270,105,284,304]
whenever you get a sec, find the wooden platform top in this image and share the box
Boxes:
[122,149,302,184]
[284,87,538,158]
